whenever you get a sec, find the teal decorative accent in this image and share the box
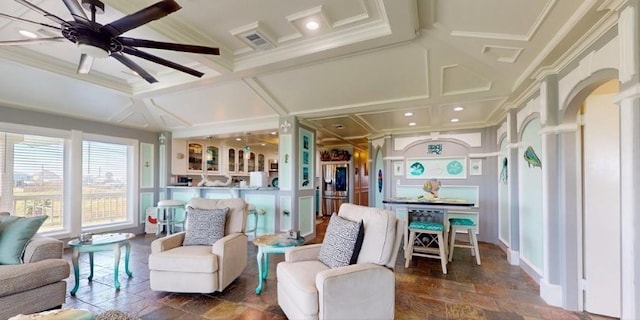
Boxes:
[428,144,442,154]
[446,160,464,175]
[523,146,542,168]
[409,162,425,176]
[449,218,476,226]
[68,233,134,295]
[0,215,48,264]
[500,157,508,183]
[409,221,444,231]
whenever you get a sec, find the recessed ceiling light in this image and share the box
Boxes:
[454,106,464,111]
[235,138,242,141]
[404,112,413,117]
[270,131,277,135]
[408,122,416,126]
[19,30,37,39]
[261,143,266,146]
[305,21,320,30]
[450,118,459,123]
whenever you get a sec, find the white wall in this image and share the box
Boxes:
[583,91,621,317]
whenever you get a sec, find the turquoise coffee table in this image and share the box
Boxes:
[253,233,304,294]
[68,233,135,295]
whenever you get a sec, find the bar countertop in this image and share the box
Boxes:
[383,198,475,207]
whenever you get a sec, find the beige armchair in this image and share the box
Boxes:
[148,198,248,293]
[277,204,403,320]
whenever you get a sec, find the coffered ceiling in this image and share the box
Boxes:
[0,0,615,147]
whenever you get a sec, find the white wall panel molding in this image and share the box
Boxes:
[449,0,556,42]
[371,137,385,150]
[614,82,640,103]
[558,35,620,110]
[497,121,507,145]
[481,45,524,64]
[516,96,541,133]
[539,123,579,135]
[515,0,605,89]
[440,64,492,96]
[468,152,500,158]
[541,280,564,307]
[393,132,482,150]
[618,5,637,83]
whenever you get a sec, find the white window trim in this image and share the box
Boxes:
[80,133,139,234]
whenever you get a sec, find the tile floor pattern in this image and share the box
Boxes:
[59,218,616,320]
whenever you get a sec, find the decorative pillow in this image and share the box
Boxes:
[0,215,48,265]
[318,214,365,268]
[182,207,229,246]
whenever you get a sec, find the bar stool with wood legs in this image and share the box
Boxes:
[405,221,448,274]
[448,218,481,265]
[156,199,187,237]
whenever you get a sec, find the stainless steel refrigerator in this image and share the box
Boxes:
[322,163,349,216]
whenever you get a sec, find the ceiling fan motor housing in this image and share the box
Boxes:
[62,22,123,58]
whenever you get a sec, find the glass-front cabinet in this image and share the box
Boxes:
[188,142,203,172]
[187,142,219,174]
[258,154,265,171]
[228,148,236,173]
[238,149,245,173]
[206,146,219,172]
[247,152,256,172]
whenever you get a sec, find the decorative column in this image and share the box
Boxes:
[277,116,317,241]
[616,2,640,318]
[506,110,520,265]
[539,74,577,309]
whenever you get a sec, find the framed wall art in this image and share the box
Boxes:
[393,161,404,176]
[299,128,314,189]
[405,157,467,179]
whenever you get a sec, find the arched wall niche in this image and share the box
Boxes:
[518,114,541,141]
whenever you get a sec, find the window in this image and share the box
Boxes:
[82,140,131,227]
[0,132,65,232]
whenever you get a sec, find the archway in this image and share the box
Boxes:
[563,75,620,317]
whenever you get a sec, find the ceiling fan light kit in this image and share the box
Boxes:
[1,0,220,83]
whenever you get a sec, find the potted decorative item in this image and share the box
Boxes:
[421,179,441,199]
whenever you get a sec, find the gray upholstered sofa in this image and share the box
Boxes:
[0,235,70,319]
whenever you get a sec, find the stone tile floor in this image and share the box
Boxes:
[60,217,617,319]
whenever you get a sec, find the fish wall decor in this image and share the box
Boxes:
[523,146,542,168]
[500,157,508,183]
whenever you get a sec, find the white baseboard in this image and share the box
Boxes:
[507,249,519,265]
[540,279,563,308]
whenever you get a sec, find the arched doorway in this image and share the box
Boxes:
[579,79,621,317]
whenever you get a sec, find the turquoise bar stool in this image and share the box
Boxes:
[405,221,448,274]
[156,200,187,236]
[448,218,481,265]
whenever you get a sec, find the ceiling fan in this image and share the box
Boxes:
[0,0,220,83]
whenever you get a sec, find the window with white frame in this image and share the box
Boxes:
[81,139,133,227]
[0,132,65,232]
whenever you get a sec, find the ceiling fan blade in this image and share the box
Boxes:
[102,0,180,37]
[77,53,94,74]
[15,0,67,25]
[119,37,219,55]
[61,0,89,23]
[122,46,204,78]
[111,52,158,83]
[0,12,61,32]
[0,37,65,46]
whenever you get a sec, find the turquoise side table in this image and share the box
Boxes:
[252,233,304,294]
[68,233,135,295]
